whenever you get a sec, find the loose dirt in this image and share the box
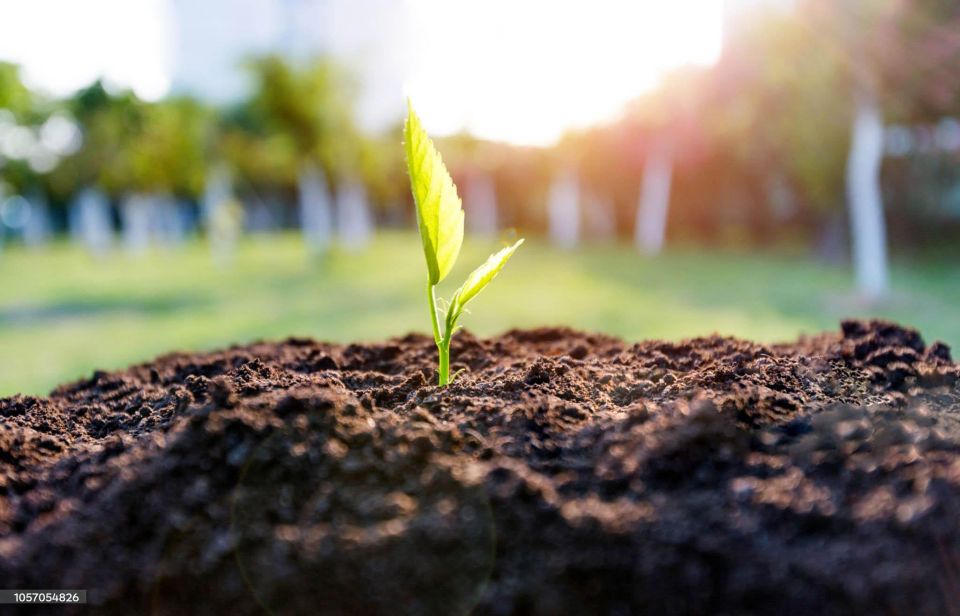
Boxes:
[2,320,959,615]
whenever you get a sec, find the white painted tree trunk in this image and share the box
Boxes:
[547,170,580,249]
[335,180,373,251]
[23,194,52,249]
[69,187,113,256]
[152,194,188,247]
[121,194,152,254]
[202,166,242,266]
[465,173,498,236]
[298,164,334,256]
[635,141,673,255]
[202,166,232,225]
[845,95,889,300]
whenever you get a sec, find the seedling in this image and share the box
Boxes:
[404,102,523,386]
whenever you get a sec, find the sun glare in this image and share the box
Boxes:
[405,0,724,146]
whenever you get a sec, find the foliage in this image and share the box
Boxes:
[405,102,523,386]
[715,13,851,213]
[0,62,36,120]
[49,82,211,199]
[219,56,362,189]
[404,103,464,285]
[4,0,960,247]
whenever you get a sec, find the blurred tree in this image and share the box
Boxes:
[807,0,960,298]
[711,14,850,235]
[218,55,404,241]
[50,82,210,200]
[0,62,35,119]
[627,67,711,255]
[357,126,406,216]
[0,63,53,196]
[220,55,361,191]
[125,98,210,197]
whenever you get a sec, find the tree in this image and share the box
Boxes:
[219,55,362,191]
[0,62,62,196]
[217,55,388,247]
[711,13,850,234]
[626,67,712,254]
[50,82,210,200]
[0,62,34,119]
[805,0,960,299]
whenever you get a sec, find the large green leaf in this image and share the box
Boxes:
[449,239,524,319]
[404,101,464,285]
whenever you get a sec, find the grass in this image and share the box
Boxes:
[1,231,958,396]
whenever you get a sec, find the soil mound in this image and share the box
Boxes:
[2,320,959,615]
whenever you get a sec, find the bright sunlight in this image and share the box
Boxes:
[404,0,724,145]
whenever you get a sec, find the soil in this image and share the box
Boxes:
[2,319,960,615]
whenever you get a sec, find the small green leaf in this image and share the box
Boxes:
[404,101,464,285]
[449,239,524,319]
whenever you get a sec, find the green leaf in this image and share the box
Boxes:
[449,239,524,319]
[404,101,464,285]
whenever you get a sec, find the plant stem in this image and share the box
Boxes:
[437,336,451,386]
[427,283,450,386]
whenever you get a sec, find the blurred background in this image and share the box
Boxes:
[1,0,958,395]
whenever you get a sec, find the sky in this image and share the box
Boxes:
[405,0,724,145]
[0,0,172,101]
[0,0,724,146]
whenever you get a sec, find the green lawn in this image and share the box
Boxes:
[1,231,958,396]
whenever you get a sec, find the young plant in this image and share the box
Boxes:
[404,102,523,386]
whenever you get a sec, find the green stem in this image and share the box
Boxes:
[427,283,450,386]
[437,336,451,386]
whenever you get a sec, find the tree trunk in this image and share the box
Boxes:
[120,194,152,254]
[547,170,580,249]
[70,187,113,256]
[635,140,673,255]
[202,167,242,266]
[335,179,373,252]
[845,94,889,300]
[23,193,52,249]
[298,164,334,257]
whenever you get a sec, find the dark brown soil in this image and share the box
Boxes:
[2,320,960,615]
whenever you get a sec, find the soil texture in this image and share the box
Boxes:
[2,319,960,615]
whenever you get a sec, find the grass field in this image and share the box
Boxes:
[1,231,958,396]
